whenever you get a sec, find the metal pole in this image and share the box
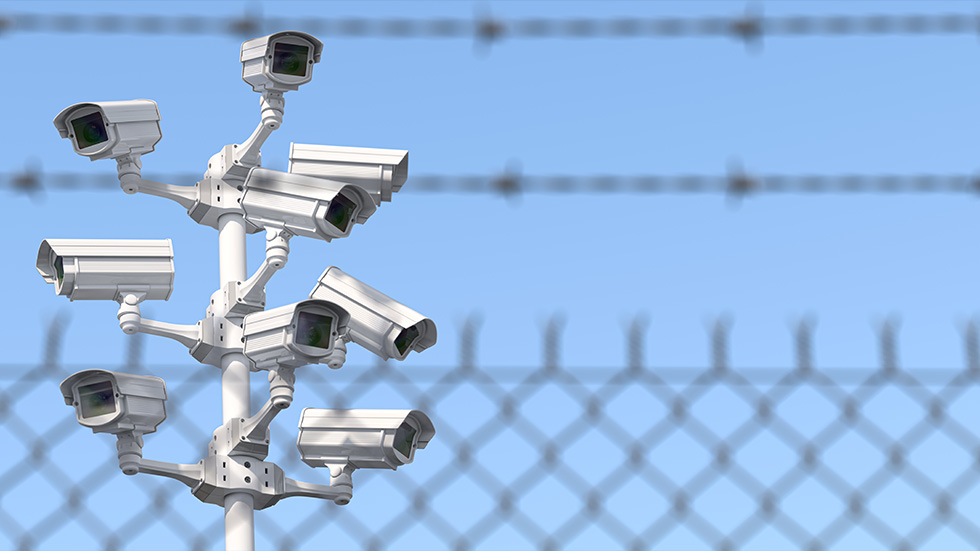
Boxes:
[224,493,255,551]
[219,213,247,289]
[218,213,254,551]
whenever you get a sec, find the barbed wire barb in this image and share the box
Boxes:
[41,313,68,371]
[793,316,816,374]
[541,313,565,372]
[877,316,901,373]
[710,315,732,373]
[626,313,649,373]
[959,317,980,374]
[457,312,482,372]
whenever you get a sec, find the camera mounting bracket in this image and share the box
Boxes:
[226,228,292,318]
[116,293,202,349]
[138,455,353,509]
[115,154,198,207]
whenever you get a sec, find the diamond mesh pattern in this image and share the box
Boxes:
[1,321,979,550]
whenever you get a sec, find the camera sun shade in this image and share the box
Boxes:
[60,369,167,435]
[241,168,376,242]
[241,31,324,93]
[36,239,174,301]
[288,143,409,206]
[296,409,435,471]
[243,299,351,370]
[308,267,436,361]
[53,100,161,161]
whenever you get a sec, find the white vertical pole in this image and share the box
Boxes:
[218,213,247,288]
[224,493,255,551]
[217,213,254,551]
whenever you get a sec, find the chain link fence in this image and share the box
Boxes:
[1,317,979,550]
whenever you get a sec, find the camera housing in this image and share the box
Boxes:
[296,409,435,471]
[53,100,162,161]
[241,31,324,93]
[243,299,351,370]
[288,143,409,206]
[241,168,376,242]
[36,239,174,301]
[309,267,436,361]
[60,369,167,435]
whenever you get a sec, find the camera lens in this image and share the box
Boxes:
[394,324,422,356]
[272,42,309,77]
[70,112,109,149]
[54,256,64,286]
[296,311,333,350]
[78,380,116,419]
[394,421,417,459]
[325,194,356,233]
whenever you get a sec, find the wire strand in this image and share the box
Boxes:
[1,12,979,43]
[3,170,977,196]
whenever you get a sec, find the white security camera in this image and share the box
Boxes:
[60,369,167,435]
[241,168,376,242]
[309,267,436,361]
[296,409,435,471]
[241,31,323,93]
[53,100,162,161]
[243,299,351,370]
[36,239,174,301]
[289,143,409,206]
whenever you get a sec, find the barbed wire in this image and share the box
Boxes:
[2,11,980,44]
[3,169,979,198]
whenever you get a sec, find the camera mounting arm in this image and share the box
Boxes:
[116,155,197,209]
[282,469,354,506]
[140,457,352,506]
[138,458,205,489]
[235,91,285,169]
[117,293,201,349]
[232,229,291,314]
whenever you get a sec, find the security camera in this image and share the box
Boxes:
[36,239,174,301]
[53,100,162,161]
[241,168,376,242]
[60,369,167,435]
[241,31,323,93]
[243,299,351,370]
[296,409,435,471]
[308,267,436,361]
[289,144,409,206]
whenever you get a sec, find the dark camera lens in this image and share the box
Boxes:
[70,112,109,149]
[296,311,333,350]
[325,193,356,233]
[394,421,417,458]
[55,256,64,286]
[394,324,422,356]
[78,380,116,419]
[272,42,309,77]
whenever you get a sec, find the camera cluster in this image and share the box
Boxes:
[38,31,438,523]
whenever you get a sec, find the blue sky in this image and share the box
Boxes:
[3,1,980,549]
